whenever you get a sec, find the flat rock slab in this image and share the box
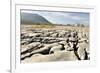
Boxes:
[21,51,78,63]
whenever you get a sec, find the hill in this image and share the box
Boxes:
[21,13,51,24]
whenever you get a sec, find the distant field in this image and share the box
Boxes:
[21,24,89,32]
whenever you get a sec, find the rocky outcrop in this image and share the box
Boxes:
[21,25,89,63]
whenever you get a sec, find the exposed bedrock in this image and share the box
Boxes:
[21,27,89,62]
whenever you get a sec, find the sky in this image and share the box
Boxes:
[21,10,90,25]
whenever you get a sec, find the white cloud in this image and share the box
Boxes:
[71,16,82,20]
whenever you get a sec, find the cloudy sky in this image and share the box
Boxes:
[21,10,90,25]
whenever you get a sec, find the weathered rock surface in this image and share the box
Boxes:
[21,25,89,63]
